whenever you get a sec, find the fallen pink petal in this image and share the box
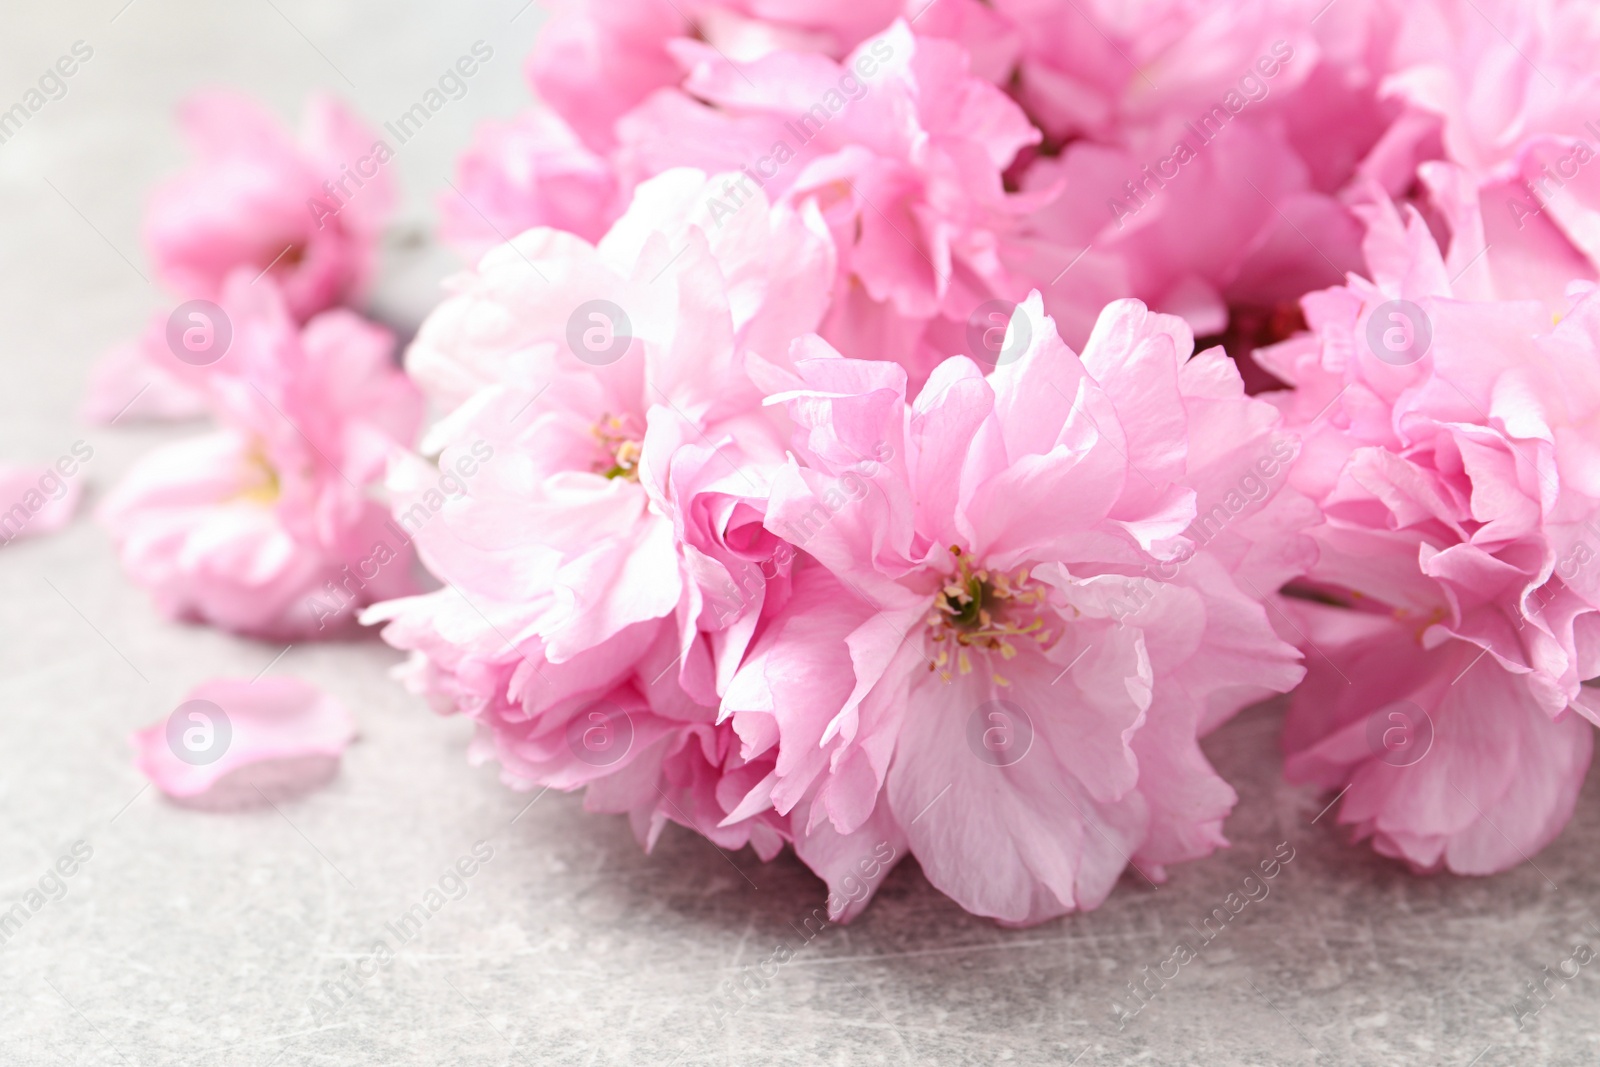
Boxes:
[0,458,87,544]
[130,676,357,800]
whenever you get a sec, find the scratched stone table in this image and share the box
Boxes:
[2,3,1598,1065]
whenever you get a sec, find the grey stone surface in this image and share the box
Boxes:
[2,3,1598,1065]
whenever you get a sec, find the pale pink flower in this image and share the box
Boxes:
[132,677,356,800]
[366,169,834,863]
[985,4,1433,376]
[615,21,1042,379]
[146,92,394,322]
[1260,189,1600,873]
[697,0,912,60]
[724,294,1305,924]
[370,0,1600,914]
[1281,609,1595,874]
[407,168,833,414]
[100,274,423,639]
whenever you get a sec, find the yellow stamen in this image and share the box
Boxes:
[232,444,280,504]
[592,414,644,481]
[924,544,1055,684]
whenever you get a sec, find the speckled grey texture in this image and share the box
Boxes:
[2,4,1599,1065]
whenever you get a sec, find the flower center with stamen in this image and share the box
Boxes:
[926,545,1052,687]
[233,443,281,504]
[592,414,643,481]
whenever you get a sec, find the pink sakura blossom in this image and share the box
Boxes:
[502,10,1045,380]
[365,598,793,864]
[100,272,423,639]
[367,169,835,862]
[615,21,1043,381]
[406,168,833,414]
[146,92,393,323]
[1260,189,1600,874]
[376,169,1311,924]
[132,677,356,800]
[508,1,1600,381]
[723,293,1306,924]
[87,92,392,425]
[356,0,1600,910]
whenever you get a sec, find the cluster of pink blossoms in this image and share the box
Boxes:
[376,0,1600,921]
[86,0,1600,922]
[94,95,423,638]
[370,169,1306,922]
[1265,187,1600,874]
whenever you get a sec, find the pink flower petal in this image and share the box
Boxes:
[0,461,85,544]
[131,677,356,799]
